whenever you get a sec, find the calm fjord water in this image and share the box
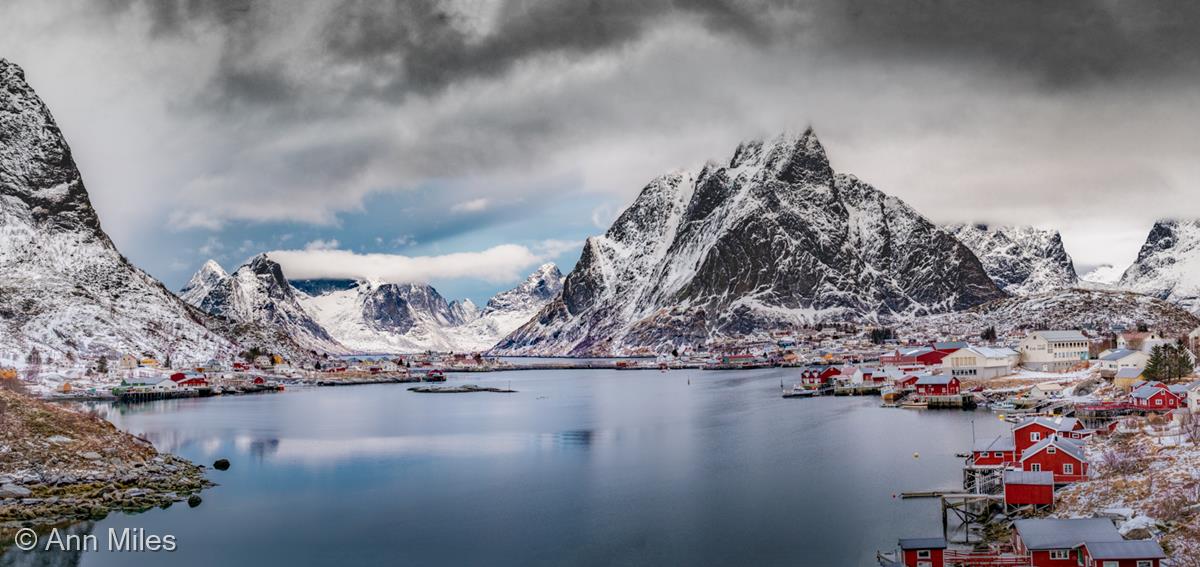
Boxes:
[11,368,1009,566]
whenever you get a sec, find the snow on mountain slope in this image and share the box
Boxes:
[181,255,348,354]
[494,129,1007,356]
[296,264,563,353]
[1081,264,1125,286]
[908,288,1200,338]
[1120,219,1200,314]
[0,59,241,363]
[945,223,1078,295]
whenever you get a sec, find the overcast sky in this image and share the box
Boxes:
[3,0,1199,302]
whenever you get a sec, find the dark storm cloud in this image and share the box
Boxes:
[92,0,1200,109]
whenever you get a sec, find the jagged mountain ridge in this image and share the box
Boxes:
[181,259,564,353]
[945,223,1079,295]
[494,129,1007,356]
[179,255,348,354]
[0,58,252,362]
[296,263,563,353]
[1120,219,1200,314]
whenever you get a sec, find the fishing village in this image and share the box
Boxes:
[4,323,1200,565]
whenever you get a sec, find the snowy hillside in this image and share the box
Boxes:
[945,223,1078,295]
[0,59,244,363]
[296,264,562,353]
[908,288,1200,338]
[1080,264,1125,286]
[1119,220,1200,314]
[180,255,348,354]
[494,129,1006,356]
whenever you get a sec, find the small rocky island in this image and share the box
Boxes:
[0,386,210,540]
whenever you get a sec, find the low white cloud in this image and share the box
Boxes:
[267,244,543,284]
[535,239,584,258]
[450,198,491,213]
[303,238,340,251]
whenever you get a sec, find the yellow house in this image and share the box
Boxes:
[272,354,284,365]
[0,367,17,380]
[140,358,160,368]
[1113,367,1145,392]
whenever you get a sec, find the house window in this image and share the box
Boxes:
[917,550,931,559]
[1155,398,1163,406]
[1048,447,1057,455]
[1031,432,1042,441]
[1049,549,1070,560]
[1064,463,1074,475]
[1031,464,1042,472]
[1135,561,1153,567]
[994,452,1002,458]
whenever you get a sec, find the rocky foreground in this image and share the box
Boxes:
[0,386,210,541]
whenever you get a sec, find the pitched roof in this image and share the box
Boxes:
[1021,437,1086,463]
[1004,470,1054,486]
[1013,518,1121,550]
[1016,416,1080,433]
[1034,330,1088,342]
[1084,540,1166,560]
[1114,367,1144,379]
[1099,349,1140,361]
[973,434,1017,453]
[898,537,947,550]
[933,341,969,350]
[1131,382,1169,399]
[915,374,955,385]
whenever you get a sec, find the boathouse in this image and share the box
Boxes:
[971,434,1017,467]
[1003,470,1054,510]
[1020,437,1089,484]
[896,537,945,567]
[914,375,959,396]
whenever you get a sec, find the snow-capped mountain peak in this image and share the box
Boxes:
[495,129,1006,356]
[944,223,1078,295]
[1120,219,1200,313]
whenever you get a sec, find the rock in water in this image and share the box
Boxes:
[187,495,203,508]
[213,459,231,471]
[494,128,1006,356]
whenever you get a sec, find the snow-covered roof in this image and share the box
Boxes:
[1013,518,1121,550]
[1021,437,1086,462]
[1098,349,1140,361]
[1034,330,1088,342]
[1084,540,1166,560]
[898,538,946,550]
[973,434,1016,453]
[1131,382,1169,399]
[1004,470,1054,486]
[915,374,954,385]
[1114,367,1144,379]
[1016,416,1079,432]
[933,341,968,350]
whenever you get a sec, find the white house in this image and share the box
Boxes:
[941,346,1019,379]
[1117,331,1163,351]
[1018,331,1090,372]
[1028,382,1066,400]
[1096,348,1149,377]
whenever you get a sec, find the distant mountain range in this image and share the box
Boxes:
[181,258,563,354]
[944,224,1078,295]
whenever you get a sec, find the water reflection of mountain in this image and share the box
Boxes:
[249,438,280,461]
[0,521,94,567]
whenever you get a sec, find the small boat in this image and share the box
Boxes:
[423,369,447,382]
[989,400,1016,412]
[782,385,818,399]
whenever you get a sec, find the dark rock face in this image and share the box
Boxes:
[361,283,465,334]
[1119,219,1200,313]
[495,129,1006,356]
[289,279,358,296]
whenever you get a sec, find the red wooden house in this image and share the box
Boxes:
[896,537,945,567]
[1130,381,1182,411]
[1013,519,1162,567]
[1003,470,1054,509]
[1078,541,1165,567]
[169,372,208,388]
[971,434,1017,467]
[914,375,959,396]
[1020,437,1089,483]
[893,374,920,390]
[799,367,839,388]
[1013,417,1085,456]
